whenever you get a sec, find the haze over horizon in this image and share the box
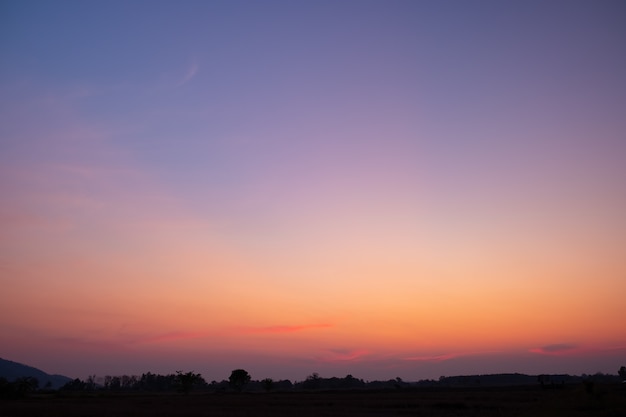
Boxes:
[1,0,625,382]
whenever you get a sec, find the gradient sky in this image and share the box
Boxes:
[1,0,625,382]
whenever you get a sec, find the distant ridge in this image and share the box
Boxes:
[0,358,72,389]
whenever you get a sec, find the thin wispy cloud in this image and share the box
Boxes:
[402,349,502,363]
[176,63,199,87]
[403,353,460,362]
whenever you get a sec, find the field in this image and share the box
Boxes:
[2,384,625,417]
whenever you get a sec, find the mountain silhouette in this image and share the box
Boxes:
[0,357,72,389]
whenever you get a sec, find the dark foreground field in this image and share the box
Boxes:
[2,385,626,417]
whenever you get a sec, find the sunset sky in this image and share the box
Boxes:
[1,0,625,382]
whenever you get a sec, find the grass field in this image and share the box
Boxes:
[2,384,625,417]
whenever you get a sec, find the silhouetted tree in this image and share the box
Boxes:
[301,373,322,390]
[140,372,180,391]
[104,375,122,391]
[261,378,274,392]
[61,378,88,391]
[277,379,293,390]
[120,374,138,389]
[229,369,251,392]
[17,377,38,397]
[0,377,38,398]
[619,366,626,381]
[86,375,97,391]
[175,371,205,394]
[340,374,364,389]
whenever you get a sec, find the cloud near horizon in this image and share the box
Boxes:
[529,344,578,355]
[402,349,505,363]
[403,353,460,362]
[315,348,370,363]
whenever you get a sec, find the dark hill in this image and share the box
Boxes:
[0,357,72,389]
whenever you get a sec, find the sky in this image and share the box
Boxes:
[1,0,625,382]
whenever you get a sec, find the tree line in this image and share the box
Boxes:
[57,370,372,393]
[3,366,625,398]
[58,369,626,393]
